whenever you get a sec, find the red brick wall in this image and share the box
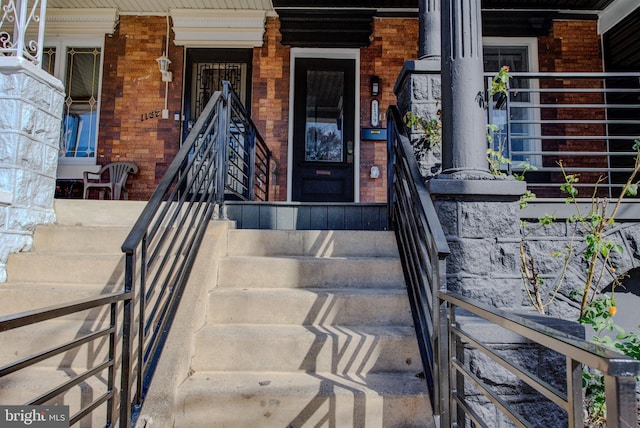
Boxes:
[360,17,419,202]
[98,16,183,200]
[537,20,606,193]
[250,16,418,203]
[539,20,602,73]
[252,17,290,202]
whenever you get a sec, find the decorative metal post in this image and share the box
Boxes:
[0,0,48,64]
[440,0,490,175]
[418,0,440,60]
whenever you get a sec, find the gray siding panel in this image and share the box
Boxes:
[225,202,388,230]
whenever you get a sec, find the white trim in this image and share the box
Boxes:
[170,9,267,48]
[599,0,640,34]
[483,37,542,168]
[45,38,106,174]
[44,9,118,36]
[287,48,361,202]
[483,37,539,72]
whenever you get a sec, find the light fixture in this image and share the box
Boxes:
[156,53,173,82]
[371,75,380,97]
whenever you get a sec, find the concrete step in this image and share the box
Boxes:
[0,282,119,317]
[5,253,125,285]
[192,324,422,374]
[32,224,130,254]
[53,199,146,227]
[226,230,399,258]
[0,367,111,426]
[217,256,403,289]
[174,371,434,428]
[207,288,412,326]
[0,318,112,370]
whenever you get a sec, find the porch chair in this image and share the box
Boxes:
[83,162,138,200]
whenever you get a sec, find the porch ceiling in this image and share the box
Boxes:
[46,0,274,14]
[47,0,618,13]
[271,0,616,11]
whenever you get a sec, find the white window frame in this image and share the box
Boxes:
[287,48,361,202]
[46,35,105,172]
[483,37,542,169]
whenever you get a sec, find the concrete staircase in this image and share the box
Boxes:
[0,200,146,425]
[0,200,434,427]
[158,229,434,427]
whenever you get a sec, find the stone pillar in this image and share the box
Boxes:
[394,0,442,179]
[430,0,526,304]
[0,57,65,282]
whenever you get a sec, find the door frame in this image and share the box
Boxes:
[287,48,361,202]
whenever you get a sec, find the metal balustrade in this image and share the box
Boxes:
[387,104,640,428]
[0,0,48,64]
[0,81,270,427]
[486,72,640,198]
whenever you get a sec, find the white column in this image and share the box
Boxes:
[0,57,64,281]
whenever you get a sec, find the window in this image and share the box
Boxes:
[484,38,540,168]
[42,40,104,164]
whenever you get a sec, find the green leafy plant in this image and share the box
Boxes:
[489,65,511,98]
[519,140,640,317]
[574,292,640,427]
[404,110,442,152]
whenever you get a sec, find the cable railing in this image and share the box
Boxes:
[387,104,640,427]
[486,71,640,198]
[0,81,270,427]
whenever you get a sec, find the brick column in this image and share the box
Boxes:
[0,58,65,282]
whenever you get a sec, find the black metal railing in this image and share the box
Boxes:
[0,293,130,426]
[119,81,270,425]
[0,81,270,427]
[439,290,640,428]
[387,105,640,427]
[386,105,451,419]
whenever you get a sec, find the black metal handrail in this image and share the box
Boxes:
[0,81,270,427]
[119,81,270,426]
[386,105,451,420]
[439,290,640,427]
[387,104,639,427]
[0,292,131,426]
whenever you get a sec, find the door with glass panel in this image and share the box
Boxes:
[292,58,355,202]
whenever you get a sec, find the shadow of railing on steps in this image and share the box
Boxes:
[0,81,271,427]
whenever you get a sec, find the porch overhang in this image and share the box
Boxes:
[170,9,269,48]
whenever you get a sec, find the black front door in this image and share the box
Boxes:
[292,58,356,202]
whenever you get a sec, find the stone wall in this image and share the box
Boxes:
[0,58,65,282]
[520,203,640,319]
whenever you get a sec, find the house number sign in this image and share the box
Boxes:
[141,110,162,121]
